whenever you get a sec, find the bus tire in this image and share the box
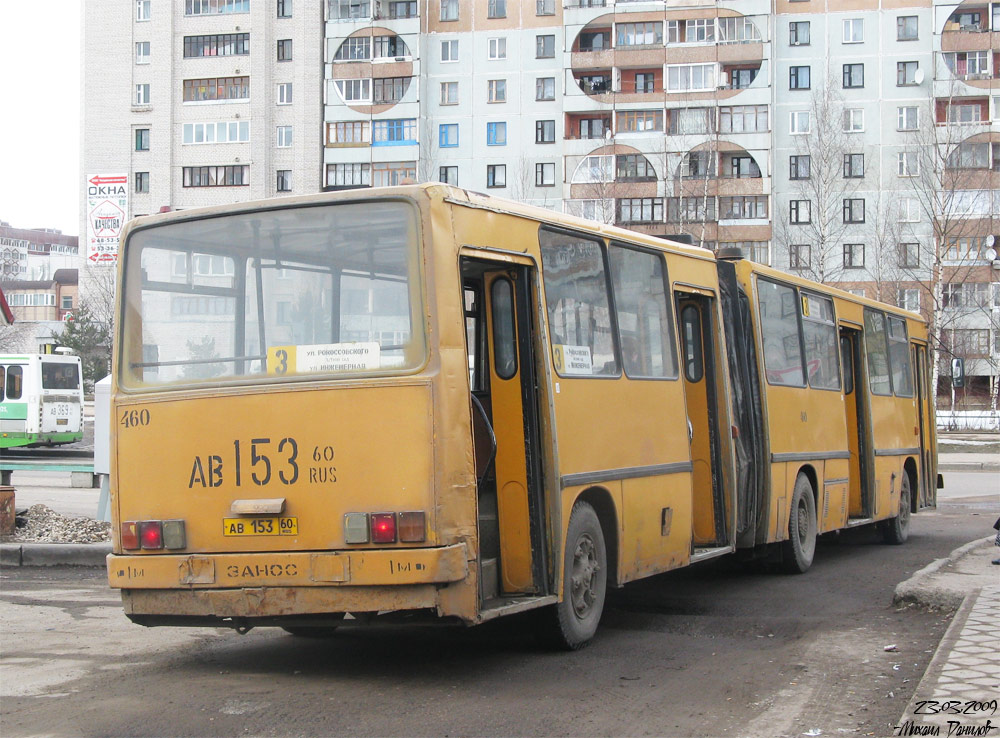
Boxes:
[878,473,911,545]
[542,501,607,650]
[782,474,817,574]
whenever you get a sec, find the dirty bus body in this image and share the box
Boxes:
[107,184,935,648]
[1,354,84,449]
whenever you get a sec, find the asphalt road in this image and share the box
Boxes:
[1,475,996,738]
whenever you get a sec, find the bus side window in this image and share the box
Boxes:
[6,366,23,400]
[0,366,5,399]
[680,305,703,382]
[840,336,854,395]
[491,278,518,380]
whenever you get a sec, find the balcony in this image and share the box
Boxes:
[940,5,1000,53]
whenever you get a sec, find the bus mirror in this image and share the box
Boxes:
[951,358,965,388]
[936,473,944,489]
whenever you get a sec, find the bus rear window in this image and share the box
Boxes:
[120,200,424,387]
[41,363,81,390]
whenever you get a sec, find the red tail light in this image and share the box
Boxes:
[370,513,397,544]
[121,522,140,550]
[139,521,163,549]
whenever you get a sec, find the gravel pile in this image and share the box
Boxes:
[10,504,111,544]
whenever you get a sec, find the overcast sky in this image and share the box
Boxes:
[0,2,81,236]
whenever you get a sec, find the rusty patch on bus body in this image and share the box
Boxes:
[310,553,350,583]
[178,556,215,585]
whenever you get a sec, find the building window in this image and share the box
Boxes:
[136,0,151,21]
[617,22,663,46]
[135,84,150,105]
[335,37,370,60]
[790,111,810,134]
[439,166,458,185]
[277,39,292,61]
[326,162,370,188]
[719,106,768,133]
[790,155,810,180]
[667,64,717,92]
[843,108,864,132]
[898,197,920,223]
[789,244,810,270]
[536,77,555,101]
[487,164,506,188]
[536,0,554,14]
[183,77,249,102]
[720,196,768,220]
[843,63,864,88]
[487,0,505,18]
[372,35,408,59]
[372,77,409,104]
[843,243,865,269]
[898,242,919,268]
[616,154,656,181]
[947,142,992,169]
[440,0,458,21]
[441,40,458,62]
[944,238,987,263]
[843,198,865,223]
[896,61,918,86]
[578,117,609,139]
[790,200,811,224]
[183,120,251,144]
[536,162,555,187]
[897,106,918,131]
[536,120,555,143]
[897,15,917,41]
[387,1,416,18]
[898,288,919,312]
[843,153,864,178]
[943,51,991,80]
[135,128,150,151]
[183,34,249,57]
[727,155,761,179]
[277,0,291,17]
[487,79,506,103]
[486,121,507,145]
[186,0,250,15]
[685,18,715,43]
[897,151,919,176]
[183,165,250,187]
[371,161,416,187]
[536,34,555,58]
[135,172,150,193]
[488,38,506,60]
[328,0,371,19]
[276,126,292,147]
[620,198,664,224]
[276,170,292,192]
[843,18,863,43]
[440,81,458,105]
[789,21,809,46]
[439,123,458,148]
[277,83,293,105]
[135,41,150,64]
[372,119,416,145]
[789,66,810,90]
[728,68,757,90]
[618,110,663,133]
[327,121,369,145]
[61,295,74,310]
[579,30,610,52]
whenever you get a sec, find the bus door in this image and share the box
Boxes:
[675,290,727,548]
[462,258,546,603]
[840,327,874,519]
[913,344,936,509]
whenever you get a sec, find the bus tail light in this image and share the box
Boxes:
[397,511,425,542]
[121,522,140,550]
[370,513,397,544]
[162,520,187,550]
[344,513,370,544]
[139,521,163,549]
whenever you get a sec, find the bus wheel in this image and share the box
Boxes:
[782,474,817,574]
[878,474,911,545]
[543,501,607,650]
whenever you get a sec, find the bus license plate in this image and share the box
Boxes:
[223,517,299,536]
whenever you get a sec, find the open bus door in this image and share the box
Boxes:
[840,327,875,521]
[462,257,547,605]
[912,344,937,509]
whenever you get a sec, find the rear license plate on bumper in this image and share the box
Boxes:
[223,517,298,536]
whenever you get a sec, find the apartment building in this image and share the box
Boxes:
[81,0,999,403]
[0,223,81,282]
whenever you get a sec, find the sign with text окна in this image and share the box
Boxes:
[86,174,128,265]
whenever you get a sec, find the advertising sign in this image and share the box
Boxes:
[86,174,128,265]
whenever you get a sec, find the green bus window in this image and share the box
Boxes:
[490,278,517,380]
[680,305,703,383]
[609,245,678,379]
[757,279,806,387]
[539,229,618,377]
[864,309,892,396]
[887,316,913,397]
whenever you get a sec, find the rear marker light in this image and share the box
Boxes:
[139,521,163,550]
[162,520,187,550]
[121,522,140,550]
[398,511,426,543]
[370,513,397,544]
[344,513,370,544]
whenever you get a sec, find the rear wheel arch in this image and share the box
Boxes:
[575,486,620,588]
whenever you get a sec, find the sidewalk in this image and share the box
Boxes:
[894,540,1000,736]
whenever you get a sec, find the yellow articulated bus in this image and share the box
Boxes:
[107,184,937,648]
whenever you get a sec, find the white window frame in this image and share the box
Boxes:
[277,82,293,105]
[897,151,918,177]
[135,41,150,64]
[488,37,506,60]
[790,110,810,134]
[440,81,458,105]
[666,63,717,93]
[843,18,863,43]
[136,0,151,21]
[441,39,458,62]
[276,125,293,148]
[487,79,506,103]
[135,83,150,105]
[898,197,920,223]
[440,0,458,21]
[843,108,864,132]
[897,106,918,131]
[334,78,372,103]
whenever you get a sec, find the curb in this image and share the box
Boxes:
[0,542,110,568]
[892,537,992,610]
[939,462,1000,472]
